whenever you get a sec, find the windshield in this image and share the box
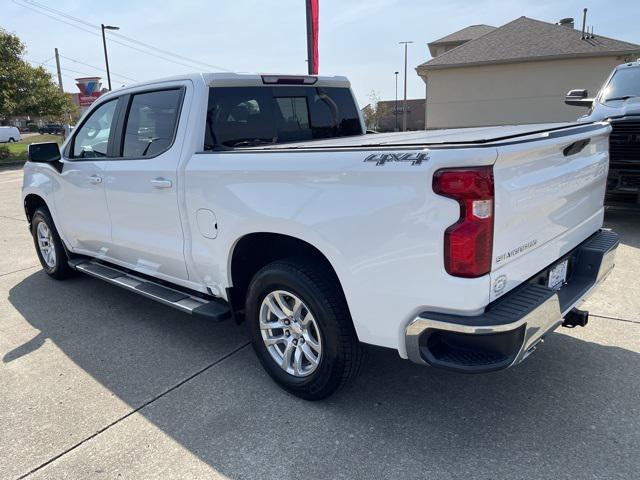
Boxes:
[601,67,640,102]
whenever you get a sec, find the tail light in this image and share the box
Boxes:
[433,166,494,278]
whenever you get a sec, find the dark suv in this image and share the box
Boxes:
[565,61,640,209]
[38,124,64,135]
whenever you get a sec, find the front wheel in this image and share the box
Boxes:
[245,258,365,400]
[8,137,16,143]
[31,207,75,279]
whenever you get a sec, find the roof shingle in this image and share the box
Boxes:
[418,16,640,70]
[429,24,496,45]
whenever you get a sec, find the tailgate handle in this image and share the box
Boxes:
[563,139,590,157]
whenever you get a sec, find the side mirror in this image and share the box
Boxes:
[565,89,594,107]
[28,142,61,163]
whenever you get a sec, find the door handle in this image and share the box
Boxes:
[151,177,173,189]
[88,174,102,184]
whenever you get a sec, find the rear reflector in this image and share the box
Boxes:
[433,166,494,278]
[261,75,318,85]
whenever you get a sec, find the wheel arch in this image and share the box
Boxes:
[23,193,50,227]
[226,232,354,330]
[22,193,72,255]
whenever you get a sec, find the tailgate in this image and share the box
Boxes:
[489,123,611,301]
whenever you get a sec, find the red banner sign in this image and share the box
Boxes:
[306,0,319,74]
[76,77,103,107]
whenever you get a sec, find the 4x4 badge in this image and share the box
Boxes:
[364,152,428,166]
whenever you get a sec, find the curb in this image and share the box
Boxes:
[0,161,26,169]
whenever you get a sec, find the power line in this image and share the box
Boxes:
[110,32,228,71]
[27,57,135,83]
[28,58,97,78]
[15,0,230,71]
[35,56,55,65]
[59,54,138,82]
[16,1,217,71]
[26,58,90,87]
[24,0,228,70]
[14,1,203,71]
[26,58,112,91]
[15,2,102,38]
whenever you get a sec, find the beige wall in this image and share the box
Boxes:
[420,55,637,129]
[430,43,462,57]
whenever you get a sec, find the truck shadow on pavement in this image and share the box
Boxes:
[6,269,640,479]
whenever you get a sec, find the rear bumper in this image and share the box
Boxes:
[405,229,619,373]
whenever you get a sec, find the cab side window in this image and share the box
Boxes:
[72,100,117,158]
[122,89,182,158]
[206,87,275,149]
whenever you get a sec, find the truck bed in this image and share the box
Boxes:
[240,122,598,150]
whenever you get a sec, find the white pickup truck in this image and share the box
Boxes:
[23,73,618,399]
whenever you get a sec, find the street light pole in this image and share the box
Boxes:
[101,24,120,91]
[399,41,413,132]
[394,71,399,132]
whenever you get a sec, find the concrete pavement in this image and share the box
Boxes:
[1,165,638,480]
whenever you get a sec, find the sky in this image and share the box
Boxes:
[3,0,640,107]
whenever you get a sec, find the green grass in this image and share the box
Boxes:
[0,134,63,164]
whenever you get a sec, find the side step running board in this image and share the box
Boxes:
[69,259,231,321]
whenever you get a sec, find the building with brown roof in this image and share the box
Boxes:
[416,15,640,128]
[427,24,497,57]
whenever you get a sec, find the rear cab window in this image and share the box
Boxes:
[205,85,362,149]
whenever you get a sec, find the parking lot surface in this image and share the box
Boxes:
[1,165,638,480]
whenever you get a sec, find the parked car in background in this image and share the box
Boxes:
[0,126,21,143]
[23,73,618,399]
[38,123,64,135]
[566,60,640,208]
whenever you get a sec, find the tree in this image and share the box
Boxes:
[361,90,390,131]
[0,28,72,124]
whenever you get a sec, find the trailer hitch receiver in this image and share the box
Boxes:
[562,308,589,328]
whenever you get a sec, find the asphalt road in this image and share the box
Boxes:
[1,165,638,480]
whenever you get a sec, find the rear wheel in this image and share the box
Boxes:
[31,207,75,279]
[245,258,365,400]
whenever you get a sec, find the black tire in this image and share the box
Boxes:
[31,207,75,280]
[8,137,16,143]
[245,257,366,400]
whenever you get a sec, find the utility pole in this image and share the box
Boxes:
[54,48,63,92]
[101,24,120,90]
[399,41,413,131]
[394,71,399,132]
[54,48,70,139]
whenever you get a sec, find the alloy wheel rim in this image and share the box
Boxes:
[36,222,56,268]
[259,290,322,377]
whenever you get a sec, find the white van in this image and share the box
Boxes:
[0,126,21,143]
